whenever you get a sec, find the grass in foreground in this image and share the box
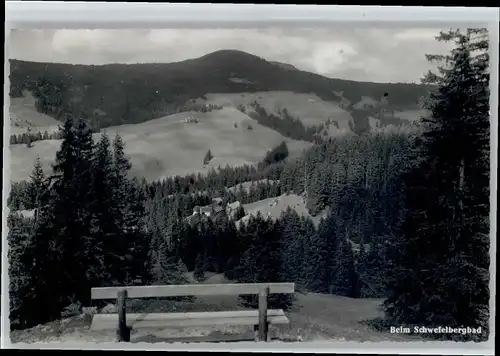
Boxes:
[9,273,425,344]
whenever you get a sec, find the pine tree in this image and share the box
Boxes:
[8,214,37,329]
[216,217,238,273]
[201,218,218,272]
[357,235,388,298]
[73,117,97,300]
[237,214,289,309]
[304,215,339,293]
[18,115,84,323]
[331,238,359,298]
[151,238,189,287]
[112,133,132,216]
[279,209,308,289]
[384,29,490,341]
[193,252,207,281]
[110,135,151,284]
[122,178,152,285]
[46,115,96,307]
[234,205,246,220]
[88,133,118,286]
[203,149,213,165]
[296,216,316,286]
[23,156,48,213]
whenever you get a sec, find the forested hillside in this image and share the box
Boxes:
[9,50,431,131]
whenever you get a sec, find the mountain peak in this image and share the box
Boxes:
[198,49,264,61]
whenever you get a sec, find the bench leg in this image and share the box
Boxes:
[254,323,271,342]
[117,290,130,342]
[258,287,269,341]
[116,326,131,343]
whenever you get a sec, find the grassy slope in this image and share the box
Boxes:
[9,50,432,132]
[236,193,327,228]
[10,272,424,344]
[9,93,61,135]
[195,91,354,133]
[9,107,312,182]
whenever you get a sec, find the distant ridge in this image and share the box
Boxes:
[270,61,298,71]
[9,49,432,130]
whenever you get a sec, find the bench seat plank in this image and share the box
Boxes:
[91,309,289,331]
[91,283,295,300]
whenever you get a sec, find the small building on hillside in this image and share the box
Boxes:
[193,200,224,218]
[213,205,224,214]
[212,197,223,206]
[185,116,198,123]
[226,201,243,220]
[200,206,214,217]
[192,206,201,215]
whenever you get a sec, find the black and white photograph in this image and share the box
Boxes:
[2,4,498,351]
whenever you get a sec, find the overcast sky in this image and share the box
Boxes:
[9,27,455,83]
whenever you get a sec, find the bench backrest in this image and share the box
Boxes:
[91,282,295,300]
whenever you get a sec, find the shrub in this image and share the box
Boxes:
[61,301,82,318]
[101,303,117,314]
[203,150,213,165]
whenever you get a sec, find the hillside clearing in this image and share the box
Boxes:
[8,107,312,182]
[236,193,327,228]
[9,273,425,344]
[393,109,429,121]
[9,93,61,135]
[195,92,426,138]
[195,92,354,131]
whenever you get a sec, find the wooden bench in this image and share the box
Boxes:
[90,282,295,342]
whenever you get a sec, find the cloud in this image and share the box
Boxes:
[9,27,454,83]
[393,29,441,41]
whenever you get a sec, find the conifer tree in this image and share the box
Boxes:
[279,208,306,287]
[193,252,207,281]
[89,133,118,285]
[331,238,359,298]
[110,135,151,284]
[72,118,97,300]
[203,149,213,165]
[216,217,238,273]
[234,205,246,221]
[27,114,95,317]
[304,215,339,293]
[8,214,37,329]
[237,214,289,309]
[23,156,48,213]
[357,235,388,298]
[384,29,490,341]
[112,134,132,217]
[122,178,152,284]
[151,238,189,286]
